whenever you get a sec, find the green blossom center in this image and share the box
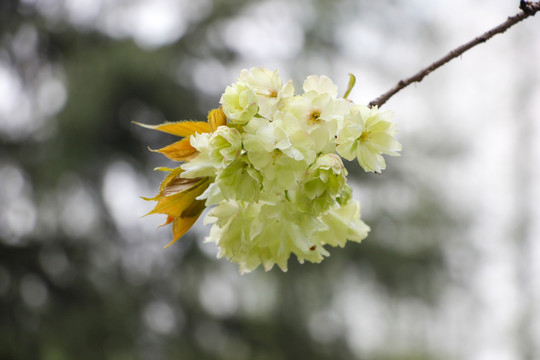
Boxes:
[359,130,372,143]
[309,110,321,124]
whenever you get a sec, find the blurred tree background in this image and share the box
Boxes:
[1,0,539,359]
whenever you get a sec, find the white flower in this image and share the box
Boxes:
[317,199,370,247]
[242,111,316,194]
[216,155,263,202]
[239,67,294,119]
[285,93,338,154]
[180,132,215,178]
[220,82,258,124]
[205,200,330,273]
[295,153,348,213]
[303,75,338,99]
[336,105,402,173]
[208,126,242,167]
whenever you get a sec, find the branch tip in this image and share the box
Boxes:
[368,2,540,108]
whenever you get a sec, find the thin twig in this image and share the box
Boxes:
[368,1,540,108]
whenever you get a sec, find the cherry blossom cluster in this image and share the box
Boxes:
[139,67,401,273]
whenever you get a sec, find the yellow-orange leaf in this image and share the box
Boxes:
[147,178,209,217]
[159,215,175,228]
[179,197,206,218]
[154,137,198,162]
[157,167,184,193]
[208,107,227,131]
[162,177,203,197]
[143,169,210,245]
[164,206,205,248]
[134,121,211,137]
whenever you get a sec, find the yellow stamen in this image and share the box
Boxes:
[359,131,371,142]
[308,110,321,124]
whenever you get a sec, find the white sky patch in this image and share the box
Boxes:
[105,0,188,49]
[143,299,181,335]
[57,178,99,238]
[336,272,389,356]
[37,76,67,117]
[64,0,103,27]
[100,0,211,49]
[27,0,212,49]
[199,268,239,318]
[527,86,540,352]
[237,272,277,319]
[102,161,158,233]
[0,63,29,134]
[0,61,65,140]
[192,59,229,95]
[221,0,305,60]
[308,310,342,344]
[0,165,36,244]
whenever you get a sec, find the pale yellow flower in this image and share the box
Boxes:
[337,105,402,173]
[138,69,401,272]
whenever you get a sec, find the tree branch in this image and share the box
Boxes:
[368,1,540,108]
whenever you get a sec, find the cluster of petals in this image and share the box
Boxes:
[139,67,401,273]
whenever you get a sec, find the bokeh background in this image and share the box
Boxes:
[1,0,539,359]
